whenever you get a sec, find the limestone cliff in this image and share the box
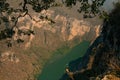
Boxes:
[60,2,120,80]
[0,1,102,80]
[11,9,101,48]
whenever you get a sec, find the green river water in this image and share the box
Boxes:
[38,41,90,80]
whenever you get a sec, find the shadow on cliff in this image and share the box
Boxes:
[60,36,103,80]
[60,2,120,80]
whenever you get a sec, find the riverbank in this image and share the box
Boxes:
[37,41,90,80]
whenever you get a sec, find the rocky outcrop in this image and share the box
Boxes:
[60,3,120,80]
[0,51,19,63]
[10,9,101,49]
[0,1,102,80]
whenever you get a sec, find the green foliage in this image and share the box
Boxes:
[0,0,107,47]
[26,0,55,12]
[64,0,106,18]
[0,29,15,40]
[64,0,77,7]
[101,2,120,52]
[109,2,120,25]
[0,0,107,27]
[99,11,109,20]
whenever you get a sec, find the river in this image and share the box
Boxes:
[37,0,119,80]
[38,41,90,80]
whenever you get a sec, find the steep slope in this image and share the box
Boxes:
[60,2,120,80]
[0,1,102,80]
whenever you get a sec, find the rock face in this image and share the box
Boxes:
[13,9,101,46]
[60,3,120,80]
[0,2,102,80]
[0,51,19,63]
[0,5,102,48]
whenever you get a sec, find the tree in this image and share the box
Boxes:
[0,0,106,46]
[0,0,56,44]
[64,0,106,17]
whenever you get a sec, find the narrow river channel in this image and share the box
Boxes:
[37,0,119,80]
[38,41,90,80]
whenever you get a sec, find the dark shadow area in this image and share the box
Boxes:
[60,2,120,80]
[0,28,15,40]
[59,36,103,80]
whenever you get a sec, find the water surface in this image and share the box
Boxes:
[38,41,90,80]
